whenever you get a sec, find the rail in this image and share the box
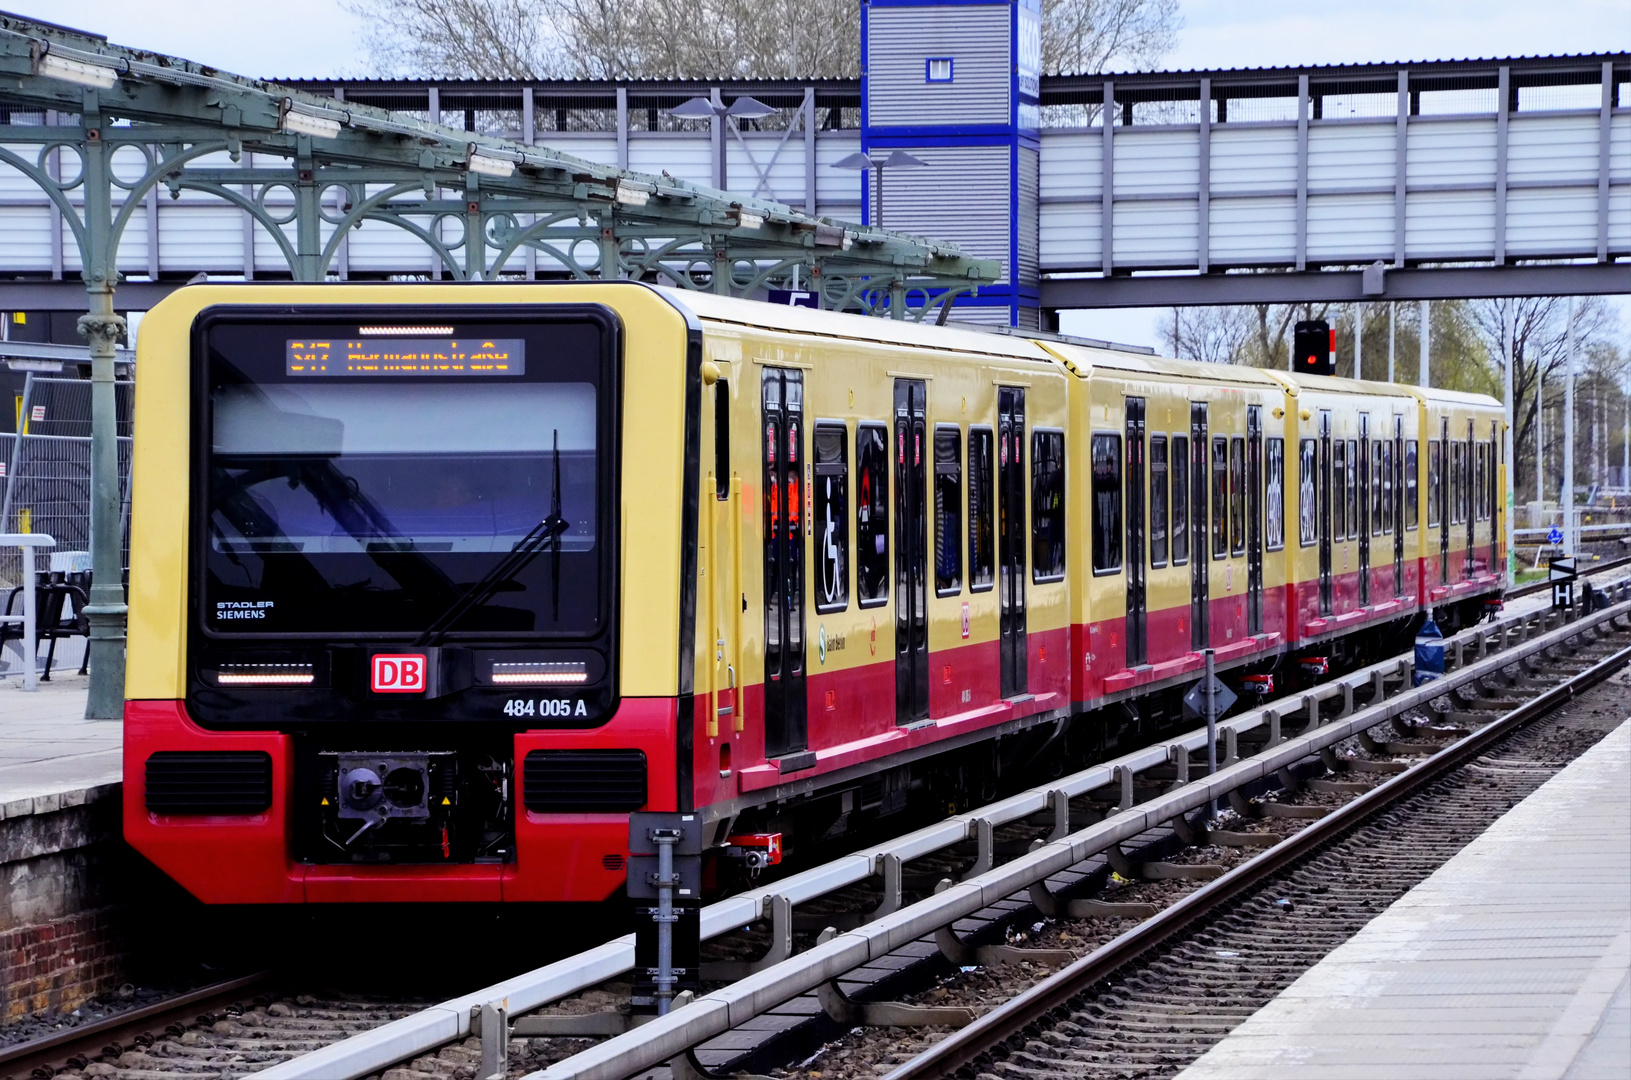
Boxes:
[0,973,270,1078]
[255,577,1628,1080]
[0,532,54,691]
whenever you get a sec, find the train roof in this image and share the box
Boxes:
[658,288,1058,365]
[1275,370,1503,410]
[657,289,1504,412]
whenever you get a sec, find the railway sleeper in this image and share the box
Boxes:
[1106,842,1225,881]
[813,928,979,1026]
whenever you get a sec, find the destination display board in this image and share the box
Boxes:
[286,338,525,376]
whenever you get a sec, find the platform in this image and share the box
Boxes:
[0,672,117,816]
[1177,717,1631,1080]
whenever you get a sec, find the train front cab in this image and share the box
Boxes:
[678,292,1074,838]
[1041,342,1288,712]
[1416,389,1506,625]
[124,282,700,904]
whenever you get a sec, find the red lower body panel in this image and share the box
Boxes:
[124,697,677,904]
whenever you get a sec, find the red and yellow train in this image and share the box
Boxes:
[123,283,1505,904]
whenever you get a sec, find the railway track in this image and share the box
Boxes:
[6,584,1625,1080]
[878,626,1631,1080]
[0,974,428,1080]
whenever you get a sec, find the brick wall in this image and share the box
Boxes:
[0,905,131,1019]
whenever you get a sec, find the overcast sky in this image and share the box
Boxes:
[11,0,1626,350]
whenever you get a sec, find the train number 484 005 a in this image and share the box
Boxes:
[503,698,589,718]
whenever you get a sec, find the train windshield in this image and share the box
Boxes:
[199,314,615,637]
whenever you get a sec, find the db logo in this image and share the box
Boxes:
[371,654,426,693]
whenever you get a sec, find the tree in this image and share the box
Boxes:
[1041,0,1181,76]
[1469,296,1621,503]
[349,0,1180,81]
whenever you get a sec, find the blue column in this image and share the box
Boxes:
[861,0,1040,327]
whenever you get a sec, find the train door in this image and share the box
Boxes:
[895,380,930,724]
[1189,403,1209,650]
[1490,422,1500,573]
[1318,410,1333,616]
[1440,416,1450,584]
[1358,414,1370,605]
[1125,398,1148,666]
[1247,405,1263,635]
[1393,415,1405,596]
[1464,420,1475,579]
[712,377,740,746]
[761,368,806,757]
[998,388,1028,698]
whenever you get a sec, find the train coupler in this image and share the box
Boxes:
[722,833,783,876]
[1238,674,1274,696]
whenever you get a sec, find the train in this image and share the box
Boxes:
[123,282,1505,905]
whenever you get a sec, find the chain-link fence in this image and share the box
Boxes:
[0,375,134,589]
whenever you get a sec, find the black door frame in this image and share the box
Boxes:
[1125,397,1147,666]
[998,387,1028,698]
[894,380,930,725]
[1318,409,1333,616]
[1247,405,1264,635]
[1393,414,1405,596]
[1358,414,1371,606]
[1190,403,1209,650]
[761,368,807,756]
[1465,420,1476,579]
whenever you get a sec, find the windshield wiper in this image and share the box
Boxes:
[415,430,569,647]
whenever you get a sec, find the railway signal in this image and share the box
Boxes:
[1294,320,1336,377]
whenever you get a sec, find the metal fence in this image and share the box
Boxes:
[0,375,134,589]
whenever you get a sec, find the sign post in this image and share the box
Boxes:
[627,812,704,1015]
[1549,555,1577,611]
[1182,651,1235,817]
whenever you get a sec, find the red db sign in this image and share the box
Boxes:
[371,654,426,693]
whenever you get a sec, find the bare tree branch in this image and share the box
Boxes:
[349,0,1178,81]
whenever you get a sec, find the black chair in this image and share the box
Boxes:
[1,570,91,681]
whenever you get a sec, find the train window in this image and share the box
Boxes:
[1035,430,1068,581]
[813,423,850,613]
[1480,443,1489,520]
[714,380,731,500]
[1211,436,1228,559]
[1371,441,1384,536]
[1451,443,1464,525]
[1347,439,1359,540]
[1172,435,1190,564]
[1381,441,1394,535]
[1333,440,1348,538]
[1405,442,1419,530]
[934,426,963,596]
[968,427,995,592]
[1428,440,1443,528]
[1265,437,1285,551]
[855,423,889,607]
[1150,435,1169,567]
[1299,439,1318,547]
[1229,437,1245,556]
[1089,432,1119,574]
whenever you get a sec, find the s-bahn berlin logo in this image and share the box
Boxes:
[372,654,427,693]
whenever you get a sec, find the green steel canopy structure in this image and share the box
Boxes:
[0,11,1000,718]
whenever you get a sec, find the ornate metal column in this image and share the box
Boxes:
[76,99,128,720]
